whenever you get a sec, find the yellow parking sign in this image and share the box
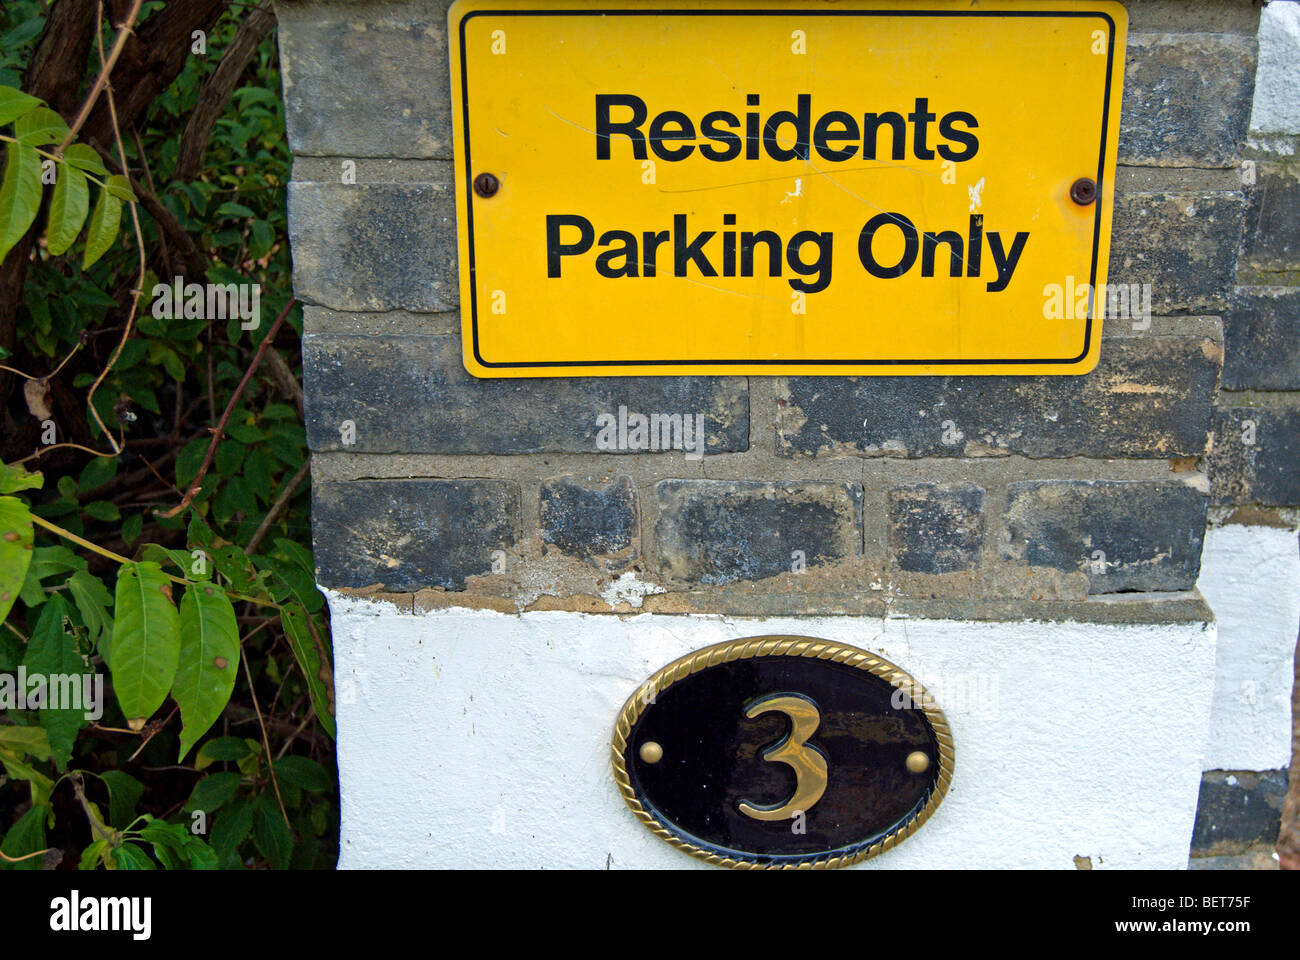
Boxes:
[450,0,1127,377]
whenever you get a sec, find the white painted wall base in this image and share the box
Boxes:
[327,598,1216,870]
[1196,523,1300,771]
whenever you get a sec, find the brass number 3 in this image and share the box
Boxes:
[738,693,829,821]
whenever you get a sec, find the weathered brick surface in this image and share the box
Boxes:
[654,480,862,585]
[1239,161,1300,277]
[888,483,985,574]
[775,334,1220,459]
[1118,33,1256,166]
[1002,479,1207,593]
[277,9,453,158]
[540,476,639,569]
[312,478,519,590]
[1191,770,1288,856]
[1108,192,1245,312]
[303,335,748,454]
[1208,403,1300,506]
[1222,288,1300,390]
[287,180,458,312]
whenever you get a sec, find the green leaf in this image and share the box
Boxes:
[184,771,242,814]
[0,750,54,807]
[110,561,181,727]
[120,513,143,546]
[174,435,209,489]
[140,819,189,865]
[252,794,292,869]
[194,735,251,770]
[272,756,332,793]
[0,141,41,262]
[215,201,254,218]
[103,173,135,203]
[272,537,314,576]
[79,838,110,871]
[0,461,43,494]
[45,162,87,255]
[0,623,21,670]
[17,560,47,609]
[100,770,144,829]
[77,454,116,492]
[0,804,47,871]
[173,583,239,761]
[67,569,113,656]
[13,106,66,145]
[81,185,121,269]
[0,86,42,126]
[225,421,265,444]
[267,555,322,614]
[0,724,50,760]
[249,219,273,259]
[182,835,219,870]
[281,604,336,739]
[0,495,34,624]
[211,798,253,863]
[61,143,107,176]
[214,438,244,476]
[83,500,120,523]
[188,517,216,548]
[21,595,89,770]
[112,842,156,870]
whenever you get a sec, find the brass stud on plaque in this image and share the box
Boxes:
[612,636,953,869]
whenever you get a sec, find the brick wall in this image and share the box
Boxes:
[278,0,1285,618]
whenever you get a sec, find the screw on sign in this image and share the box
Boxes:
[1070,177,1098,205]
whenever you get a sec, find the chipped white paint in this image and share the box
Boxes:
[1249,1,1300,137]
[326,597,1216,869]
[1196,522,1300,771]
[967,175,985,213]
[598,571,666,609]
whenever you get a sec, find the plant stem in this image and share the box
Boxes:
[28,513,280,609]
[162,296,297,518]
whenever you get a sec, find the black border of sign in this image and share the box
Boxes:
[457,8,1119,369]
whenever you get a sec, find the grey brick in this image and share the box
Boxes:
[1208,403,1300,506]
[1118,34,1256,166]
[287,180,457,312]
[303,335,748,454]
[775,335,1220,459]
[888,483,985,574]
[1191,769,1288,856]
[540,476,639,569]
[1125,2,1261,35]
[277,13,452,158]
[654,480,862,585]
[1108,192,1245,312]
[1223,288,1300,390]
[1002,479,1207,593]
[1240,161,1300,277]
[312,478,519,590]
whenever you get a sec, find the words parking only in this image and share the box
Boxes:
[546,94,1034,294]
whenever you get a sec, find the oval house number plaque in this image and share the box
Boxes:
[611,636,953,869]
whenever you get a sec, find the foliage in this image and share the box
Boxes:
[0,1,336,870]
